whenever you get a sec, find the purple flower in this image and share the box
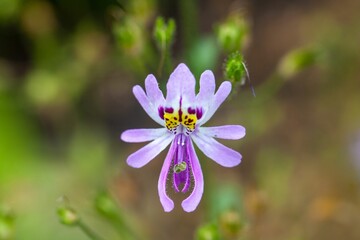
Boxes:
[121,63,245,212]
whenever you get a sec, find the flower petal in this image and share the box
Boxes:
[191,132,241,167]
[173,136,191,193]
[199,125,246,140]
[196,70,215,108]
[181,140,204,212]
[166,63,196,105]
[197,81,232,126]
[158,140,176,212]
[126,133,173,168]
[133,85,164,126]
[145,74,165,107]
[121,128,168,143]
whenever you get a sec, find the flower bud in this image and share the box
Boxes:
[219,210,243,239]
[216,15,249,53]
[153,16,176,50]
[113,17,144,56]
[278,47,319,78]
[195,223,220,240]
[57,206,80,226]
[224,51,246,85]
[94,191,119,219]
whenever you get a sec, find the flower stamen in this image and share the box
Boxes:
[174,161,187,173]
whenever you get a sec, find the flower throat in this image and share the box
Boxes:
[158,98,203,136]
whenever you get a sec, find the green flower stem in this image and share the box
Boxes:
[157,46,172,79]
[157,40,166,78]
[94,192,139,240]
[113,217,136,240]
[77,221,104,240]
[102,210,138,240]
[153,17,175,79]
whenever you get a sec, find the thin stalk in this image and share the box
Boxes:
[113,216,137,240]
[157,40,166,78]
[77,221,104,240]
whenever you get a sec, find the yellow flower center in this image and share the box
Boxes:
[164,108,198,134]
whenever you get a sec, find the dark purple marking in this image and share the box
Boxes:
[165,107,174,113]
[158,106,164,119]
[188,107,196,114]
[196,107,203,119]
[178,109,183,122]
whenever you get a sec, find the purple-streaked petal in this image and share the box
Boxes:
[145,74,165,107]
[126,133,173,168]
[121,128,168,143]
[166,63,196,105]
[199,125,246,140]
[197,81,232,126]
[191,132,241,167]
[173,136,191,193]
[196,70,215,108]
[158,140,177,212]
[181,140,204,212]
[133,85,164,126]
[181,158,191,193]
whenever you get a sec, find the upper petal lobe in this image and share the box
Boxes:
[196,70,216,111]
[166,63,196,105]
[133,85,164,126]
[145,74,165,107]
[197,81,232,126]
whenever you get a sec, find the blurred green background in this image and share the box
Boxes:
[1,0,360,239]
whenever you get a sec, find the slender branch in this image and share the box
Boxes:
[77,221,104,240]
[157,40,167,78]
